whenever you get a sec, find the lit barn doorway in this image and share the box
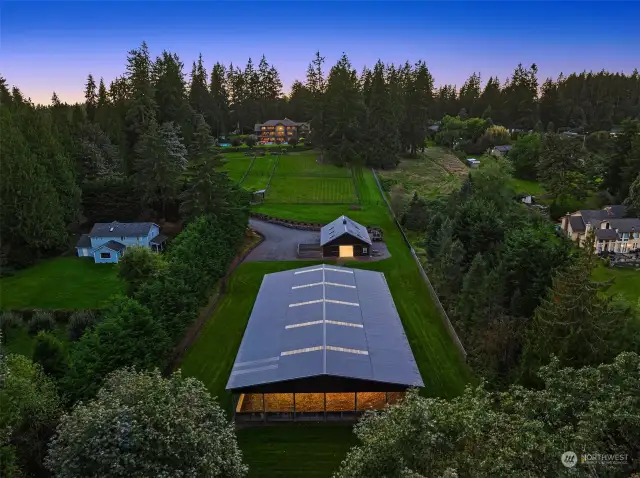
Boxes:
[339,245,354,258]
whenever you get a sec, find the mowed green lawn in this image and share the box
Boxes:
[268,177,357,204]
[593,264,640,306]
[222,157,253,182]
[0,257,123,309]
[276,153,352,177]
[241,156,276,191]
[237,425,357,478]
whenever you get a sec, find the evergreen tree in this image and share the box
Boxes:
[324,53,364,166]
[363,61,399,168]
[209,62,229,136]
[188,53,210,120]
[97,78,108,107]
[134,119,187,218]
[84,74,97,122]
[305,51,328,158]
[455,252,486,328]
[604,118,640,200]
[502,63,539,130]
[403,61,434,156]
[537,133,588,200]
[520,232,640,384]
[124,41,157,164]
[459,72,481,117]
[153,51,192,135]
[478,76,501,123]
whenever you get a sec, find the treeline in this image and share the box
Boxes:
[402,159,640,386]
[336,353,640,476]
[0,40,251,270]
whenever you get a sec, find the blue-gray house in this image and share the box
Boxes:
[76,221,168,264]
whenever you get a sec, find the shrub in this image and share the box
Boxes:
[245,135,257,147]
[0,311,22,335]
[28,311,55,335]
[33,332,68,380]
[67,310,97,341]
[288,137,299,147]
[230,138,242,147]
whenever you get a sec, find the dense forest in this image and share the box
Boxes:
[1,42,639,477]
[2,44,639,271]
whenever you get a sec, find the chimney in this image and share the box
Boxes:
[342,216,347,225]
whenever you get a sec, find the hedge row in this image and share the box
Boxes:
[0,309,102,323]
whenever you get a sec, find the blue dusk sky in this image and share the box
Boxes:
[1,1,639,105]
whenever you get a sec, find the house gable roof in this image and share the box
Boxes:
[320,216,372,246]
[75,234,92,248]
[600,218,640,233]
[569,216,586,233]
[256,118,303,128]
[89,221,157,238]
[595,229,619,240]
[95,240,127,253]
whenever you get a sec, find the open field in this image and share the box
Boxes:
[221,157,253,182]
[268,177,357,204]
[0,257,123,309]
[237,425,357,478]
[593,264,640,306]
[241,156,276,191]
[378,148,464,199]
[276,152,352,177]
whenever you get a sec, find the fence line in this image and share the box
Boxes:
[264,154,280,196]
[238,155,257,186]
[351,166,361,204]
[370,168,467,360]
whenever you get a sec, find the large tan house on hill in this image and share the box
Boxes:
[254,118,310,143]
[561,205,640,253]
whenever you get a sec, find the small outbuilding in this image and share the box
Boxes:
[320,216,372,258]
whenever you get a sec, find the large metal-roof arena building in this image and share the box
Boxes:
[226,264,423,422]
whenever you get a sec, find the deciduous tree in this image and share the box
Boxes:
[47,368,248,478]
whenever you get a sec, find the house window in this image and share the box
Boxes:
[100,252,110,259]
[120,236,125,241]
[622,233,629,241]
[362,247,368,254]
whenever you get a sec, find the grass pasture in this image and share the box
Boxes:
[238,425,357,478]
[378,149,463,199]
[241,156,276,191]
[0,257,123,309]
[267,176,357,204]
[221,157,253,183]
[593,264,640,306]
[276,152,352,177]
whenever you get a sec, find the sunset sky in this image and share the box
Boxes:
[2,1,639,105]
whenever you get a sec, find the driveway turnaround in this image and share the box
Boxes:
[244,219,320,261]
[245,219,392,262]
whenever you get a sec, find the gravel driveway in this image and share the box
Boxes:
[244,219,320,262]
